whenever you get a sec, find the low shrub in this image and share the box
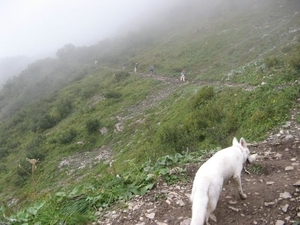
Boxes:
[114,71,130,82]
[85,119,100,134]
[104,90,122,99]
[59,128,77,144]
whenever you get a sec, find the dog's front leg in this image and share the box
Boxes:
[233,175,247,199]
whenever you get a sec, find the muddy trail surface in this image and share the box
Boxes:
[138,72,255,90]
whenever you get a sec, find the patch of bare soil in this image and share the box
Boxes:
[92,97,300,225]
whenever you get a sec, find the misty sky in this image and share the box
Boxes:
[0,0,178,58]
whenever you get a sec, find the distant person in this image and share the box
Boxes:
[149,66,154,75]
[95,60,98,65]
[122,63,126,70]
[134,63,138,73]
[180,70,186,81]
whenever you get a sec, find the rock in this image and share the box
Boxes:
[100,127,108,134]
[145,212,155,219]
[177,199,185,206]
[146,208,154,213]
[294,180,300,186]
[228,206,241,212]
[180,218,191,225]
[280,192,292,199]
[285,134,294,140]
[275,220,285,225]
[282,204,289,212]
[266,181,275,185]
[284,216,290,221]
[264,201,275,206]
[165,199,171,205]
[229,200,238,205]
[114,122,123,133]
[282,121,291,128]
[284,166,294,171]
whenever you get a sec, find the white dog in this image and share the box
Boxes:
[190,137,256,225]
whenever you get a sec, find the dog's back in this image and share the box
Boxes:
[190,138,250,225]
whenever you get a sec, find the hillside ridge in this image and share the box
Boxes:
[0,0,299,224]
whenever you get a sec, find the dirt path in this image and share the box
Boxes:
[115,71,255,129]
[95,139,300,225]
[139,72,255,90]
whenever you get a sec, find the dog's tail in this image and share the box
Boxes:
[190,181,210,225]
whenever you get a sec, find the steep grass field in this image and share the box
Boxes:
[0,0,300,224]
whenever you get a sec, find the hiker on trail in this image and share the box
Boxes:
[149,66,154,75]
[180,70,186,81]
[122,63,126,70]
[134,63,138,73]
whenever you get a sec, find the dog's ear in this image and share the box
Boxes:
[232,137,239,145]
[240,138,247,148]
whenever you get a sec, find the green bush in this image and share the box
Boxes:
[59,128,77,144]
[16,159,32,186]
[56,99,73,118]
[26,149,46,162]
[290,54,300,71]
[190,86,215,110]
[114,71,130,82]
[32,114,57,132]
[159,125,190,153]
[104,90,122,99]
[0,148,9,159]
[264,56,280,68]
[85,119,100,134]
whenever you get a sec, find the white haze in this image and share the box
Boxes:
[0,0,258,86]
[0,0,183,58]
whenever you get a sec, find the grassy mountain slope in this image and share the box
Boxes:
[0,0,299,224]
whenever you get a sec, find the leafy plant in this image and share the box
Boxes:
[246,163,263,175]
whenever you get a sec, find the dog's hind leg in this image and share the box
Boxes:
[233,175,247,199]
[205,184,222,224]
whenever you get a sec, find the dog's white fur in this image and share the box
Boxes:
[190,137,253,225]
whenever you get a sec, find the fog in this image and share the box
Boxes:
[0,0,260,59]
[0,0,264,85]
[0,0,184,59]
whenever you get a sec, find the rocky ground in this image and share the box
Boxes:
[94,129,300,225]
[89,74,300,225]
